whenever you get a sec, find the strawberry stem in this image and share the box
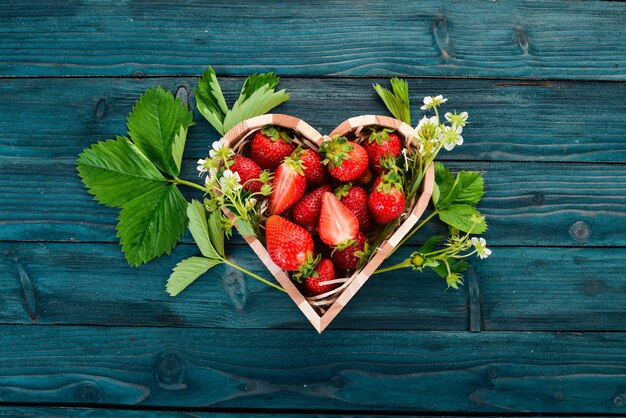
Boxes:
[386,210,438,258]
[223,259,286,292]
[172,177,207,192]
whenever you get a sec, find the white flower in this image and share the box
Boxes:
[197,158,208,173]
[219,169,242,192]
[471,237,492,259]
[246,197,257,209]
[209,140,234,159]
[204,168,218,185]
[445,111,469,127]
[442,125,464,151]
[420,95,448,110]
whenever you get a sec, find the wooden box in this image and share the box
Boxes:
[220,114,435,332]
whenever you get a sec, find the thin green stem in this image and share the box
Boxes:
[373,259,411,275]
[387,210,438,258]
[173,177,206,192]
[223,259,286,293]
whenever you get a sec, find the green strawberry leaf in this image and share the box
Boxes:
[373,77,411,125]
[127,86,193,177]
[437,171,484,209]
[208,210,225,258]
[77,137,166,208]
[438,204,487,234]
[418,234,443,254]
[236,72,280,104]
[171,124,188,174]
[195,66,229,134]
[187,200,221,259]
[223,84,290,133]
[433,162,455,208]
[430,258,470,279]
[166,256,222,296]
[117,183,188,266]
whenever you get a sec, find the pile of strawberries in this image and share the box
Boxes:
[231,126,406,298]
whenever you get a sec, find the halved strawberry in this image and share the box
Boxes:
[265,215,315,271]
[291,185,333,233]
[268,153,306,215]
[299,148,329,187]
[250,126,296,170]
[319,135,369,182]
[364,128,402,174]
[335,184,374,232]
[230,156,263,193]
[332,231,367,273]
[368,175,406,225]
[302,258,337,296]
[318,192,359,247]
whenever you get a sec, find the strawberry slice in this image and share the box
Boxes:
[318,192,359,246]
[268,153,306,215]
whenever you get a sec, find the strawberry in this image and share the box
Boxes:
[319,135,369,182]
[299,148,329,187]
[332,231,367,272]
[230,156,263,193]
[318,192,359,247]
[265,215,315,271]
[302,258,338,296]
[335,184,374,232]
[268,153,306,215]
[363,128,402,174]
[368,174,406,225]
[250,126,296,170]
[291,185,333,233]
[355,167,373,186]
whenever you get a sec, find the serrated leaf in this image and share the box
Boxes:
[187,200,220,259]
[433,162,455,209]
[77,137,166,208]
[166,256,222,296]
[418,234,443,254]
[208,210,225,257]
[235,219,255,237]
[439,204,487,234]
[195,66,228,134]
[117,184,188,266]
[431,259,470,278]
[222,85,290,133]
[373,77,411,125]
[171,124,188,173]
[127,86,194,176]
[454,172,484,206]
[237,72,280,104]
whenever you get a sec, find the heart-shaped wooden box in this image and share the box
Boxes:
[220,114,434,332]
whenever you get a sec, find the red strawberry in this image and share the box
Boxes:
[332,231,367,272]
[364,129,402,174]
[319,135,369,182]
[230,156,263,193]
[318,192,359,247]
[303,258,338,296]
[291,185,333,233]
[335,184,374,232]
[250,127,296,170]
[268,153,306,215]
[355,167,373,186]
[368,176,406,225]
[299,148,329,187]
[266,215,315,271]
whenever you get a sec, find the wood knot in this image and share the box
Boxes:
[76,382,103,403]
[614,395,624,407]
[432,14,452,59]
[94,97,108,119]
[175,84,190,106]
[155,352,187,390]
[514,26,530,55]
[331,375,345,388]
[16,263,38,322]
[223,264,248,311]
[569,221,591,244]
[533,192,544,206]
[132,70,145,78]
[487,366,498,379]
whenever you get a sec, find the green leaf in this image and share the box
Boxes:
[171,124,188,174]
[222,84,290,133]
[187,200,220,259]
[235,219,255,237]
[433,162,455,208]
[439,204,487,234]
[237,72,280,104]
[166,256,222,296]
[373,77,411,125]
[418,234,443,254]
[454,172,484,206]
[127,86,194,176]
[195,66,228,134]
[430,259,470,278]
[117,184,188,266]
[77,137,166,208]
[208,210,225,257]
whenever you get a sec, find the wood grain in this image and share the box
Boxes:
[1,158,624,247]
[1,326,626,413]
[1,1,625,79]
[0,242,468,331]
[1,77,625,163]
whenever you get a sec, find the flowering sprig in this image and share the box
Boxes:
[196,141,272,237]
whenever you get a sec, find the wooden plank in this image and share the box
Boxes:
[1,326,626,413]
[1,1,625,79]
[1,77,625,163]
[0,242,468,331]
[2,242,625,332]
[480,247,626,331]
[0,407,348,417]
[1,159,624,247]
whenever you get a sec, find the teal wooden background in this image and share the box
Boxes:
[1,0,626,416]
